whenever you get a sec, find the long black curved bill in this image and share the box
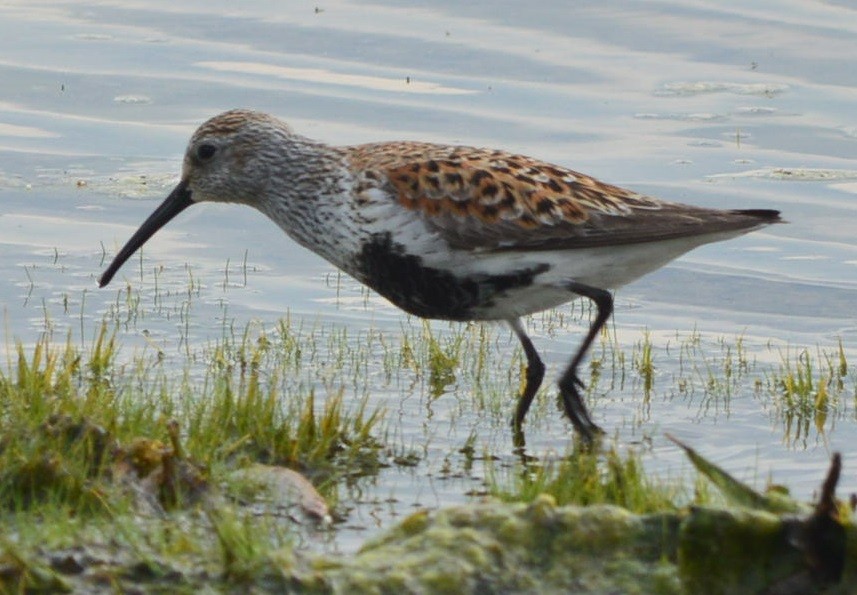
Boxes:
[99,180,193,288]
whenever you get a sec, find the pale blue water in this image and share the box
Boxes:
[1,0,856,553]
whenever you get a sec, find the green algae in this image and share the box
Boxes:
[280,448,853,594]
[317,497,683,594]
[679,508,800,594]
[278,492,853,594]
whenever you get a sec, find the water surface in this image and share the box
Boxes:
[1,0,856,552]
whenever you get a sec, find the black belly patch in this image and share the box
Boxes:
[356,234,549,320]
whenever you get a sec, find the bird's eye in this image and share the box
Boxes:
[196,143,217,161]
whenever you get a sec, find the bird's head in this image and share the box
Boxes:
[99,109,299,287]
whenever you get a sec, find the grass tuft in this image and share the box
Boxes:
[767,344,854,444]
[490,445,687,514]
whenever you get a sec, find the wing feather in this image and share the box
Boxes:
[346,142,780,252]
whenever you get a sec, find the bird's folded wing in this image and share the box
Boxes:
[348,141,778,252]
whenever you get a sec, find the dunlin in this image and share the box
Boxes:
[99,109,781,443]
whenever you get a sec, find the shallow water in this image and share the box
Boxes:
[1,0,856,553]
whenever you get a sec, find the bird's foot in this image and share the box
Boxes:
[558,376,604,443]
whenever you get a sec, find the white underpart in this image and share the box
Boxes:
[350,187,758,321]
[463,228,754,319]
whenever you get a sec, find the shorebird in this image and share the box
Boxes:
[99,109,781,443]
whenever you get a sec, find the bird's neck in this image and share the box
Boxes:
[256,143,366,272]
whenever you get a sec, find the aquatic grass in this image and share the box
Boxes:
[0,317,394,589]
[171,323,386,490]
[662,330,760,422]
[415,320,462,398]
[381,318,520,421]
[489,445,689,514]
[0,321,386,510]
[767,342,854,445]
[634,330,655,395]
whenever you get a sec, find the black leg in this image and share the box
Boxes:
[507,318,545,446]
[557,282,612,441]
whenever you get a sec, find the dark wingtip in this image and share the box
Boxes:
[732,209,785,223]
